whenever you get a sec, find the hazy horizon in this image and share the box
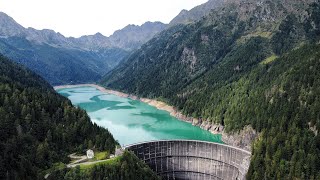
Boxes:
[0,0,208,38]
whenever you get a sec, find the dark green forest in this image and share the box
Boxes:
[203,44,320,179]
[0,55,118,179]
[48,150,160,180]
[101,1,320,179]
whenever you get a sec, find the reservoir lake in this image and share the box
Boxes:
[57,86,222,146]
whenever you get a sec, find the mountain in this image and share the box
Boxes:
[0,12,166,85]
[0,12,167,51]
[0,54,117,179]
[102,0,319,107]
[103,0,318,97]
[108,22,167,50]
[0,12,26,37]
[69,22,167,51]
[169,0,224,25]
[101,0,320,179]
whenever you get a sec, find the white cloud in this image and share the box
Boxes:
[0,0,208,37]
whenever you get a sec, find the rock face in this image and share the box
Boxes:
[221,126,257,151]
[0,12,26,37]
[192,119,257,152]
[181,47,197,72]
[175,114,257,152]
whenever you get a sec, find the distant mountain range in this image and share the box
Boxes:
[0,0,224,85]
[0,12,167,51]
[0,12,166,85]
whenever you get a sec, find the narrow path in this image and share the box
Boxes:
[67,159,110,168]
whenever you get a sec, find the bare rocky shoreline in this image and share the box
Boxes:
[54,84,257,151]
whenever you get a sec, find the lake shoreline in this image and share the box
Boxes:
[54,84,257,151]
[54,84,182,116]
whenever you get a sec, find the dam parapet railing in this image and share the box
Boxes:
[124,140,251,180]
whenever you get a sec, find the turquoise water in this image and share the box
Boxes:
[57,86,222,146]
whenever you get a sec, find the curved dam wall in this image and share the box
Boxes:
[125,140,251,180]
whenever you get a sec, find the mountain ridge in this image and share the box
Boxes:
[169,0,224,25]
[0,12,167,85]
[0,12,167,51]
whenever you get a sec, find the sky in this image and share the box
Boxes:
[0,0,208,37]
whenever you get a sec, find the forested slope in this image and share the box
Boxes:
[244,43,320,179]
[0,55,117,179]
[102,0,319,98]
[101,0,320,179]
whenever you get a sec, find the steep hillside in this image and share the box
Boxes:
[0,55,118,179]
[243,43,320,180]
[101,0,320,179]
[103,0,318,97]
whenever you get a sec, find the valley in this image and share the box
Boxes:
[1,0,320,179]
[0,12,166,85]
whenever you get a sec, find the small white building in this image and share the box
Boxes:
[86,149,94,159]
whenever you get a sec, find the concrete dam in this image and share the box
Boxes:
[125,140,251,180]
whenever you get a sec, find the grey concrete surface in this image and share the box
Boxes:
[125,140,251,180]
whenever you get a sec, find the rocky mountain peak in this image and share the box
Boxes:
[169,0,225,25]
[0,12,26,37]
[94,32,104,37]
[0,12,167,51]
[108,21,167,50]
